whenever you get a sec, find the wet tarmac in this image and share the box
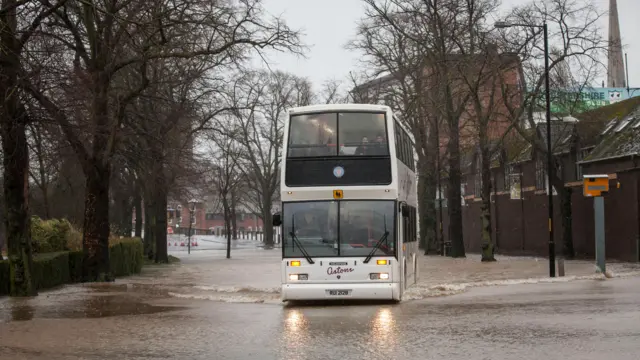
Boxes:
[1,247,640,359]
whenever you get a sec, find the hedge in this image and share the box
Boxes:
[110,238,144,277]
[31,216,73,254]
[0,238,144,296]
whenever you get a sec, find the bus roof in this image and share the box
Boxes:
[288,103,391,115]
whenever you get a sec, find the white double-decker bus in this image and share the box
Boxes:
[272,104,418,302]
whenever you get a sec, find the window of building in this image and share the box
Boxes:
[615,115,634,132]
[601,118,617,135]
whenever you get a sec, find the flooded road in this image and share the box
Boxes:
[1,247,640,359]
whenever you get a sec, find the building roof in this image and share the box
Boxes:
[580,103,640,163]
[502,120,575,166]
[574,96,640,149]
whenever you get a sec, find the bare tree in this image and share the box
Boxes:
[456,38,524,262]
[118,55,225,263]
[231,70,312,248]
[317,79,350,104]
[26,120,59,219]
[353,0,502,257]
[0,0,67,296]
[18,0,303,278]
[206,128,242,259]
[497,0,607,258]
[348,4,442,254]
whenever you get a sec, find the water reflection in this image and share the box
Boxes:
[282,309,310,360]
[368,307,397,351]
[285,309,305,332]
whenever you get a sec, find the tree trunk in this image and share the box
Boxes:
[561,186,574,258]
[153,172,168,263]
[230,191,238,240]
[263,217,274,248]
[417,173,429,250]
[480,147,495,262]
[447,117,465,258]
[262,191,274,247]
[134,191,142,238]
[1,0,36,296]
[418,168,437,254]
[32,124,50,219]
[222,195,231,259]
[143,192,155,260]
[422,119,439,254]
[552,172,574,259]
[82,162,112,282]
[81,69,114,282]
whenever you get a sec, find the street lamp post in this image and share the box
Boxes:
[495,21,555,277]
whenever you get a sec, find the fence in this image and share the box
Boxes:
[438,172,640,262]
[169,226,282,243]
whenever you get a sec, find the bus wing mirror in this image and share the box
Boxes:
[272,213,281,226]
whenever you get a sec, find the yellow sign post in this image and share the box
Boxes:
[583,174,609,197]
[583,174,609,275]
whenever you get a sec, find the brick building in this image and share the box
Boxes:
[165,200,265,235]
[441,96,640,261]
[351,49,525,151]
[133,193,266,236]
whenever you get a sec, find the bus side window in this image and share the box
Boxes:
[402,130,411,168]
[402,205,416,243]
[394,121,403,163]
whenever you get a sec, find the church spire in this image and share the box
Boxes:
[607,0,625,88]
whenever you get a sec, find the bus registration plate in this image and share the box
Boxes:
[328,290,350,296]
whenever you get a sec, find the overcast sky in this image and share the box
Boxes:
[254,0,640,94]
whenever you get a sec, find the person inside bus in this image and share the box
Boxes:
[355,136,369,156]
[368,133,387,155]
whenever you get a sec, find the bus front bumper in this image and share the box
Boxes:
[281,282,400,301]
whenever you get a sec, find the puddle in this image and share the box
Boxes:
[1,296,186,322]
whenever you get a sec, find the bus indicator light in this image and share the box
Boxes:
[376,260,388,265]
[290,260,301,267]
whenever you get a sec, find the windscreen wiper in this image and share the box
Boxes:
[363,215,390,264]
[289,215,315,264]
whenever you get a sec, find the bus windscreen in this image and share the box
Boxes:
[282,200,396,258]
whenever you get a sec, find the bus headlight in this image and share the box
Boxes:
[370,273,389,280]
[289,274,308,281]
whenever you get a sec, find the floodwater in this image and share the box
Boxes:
[1,243,640,359]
